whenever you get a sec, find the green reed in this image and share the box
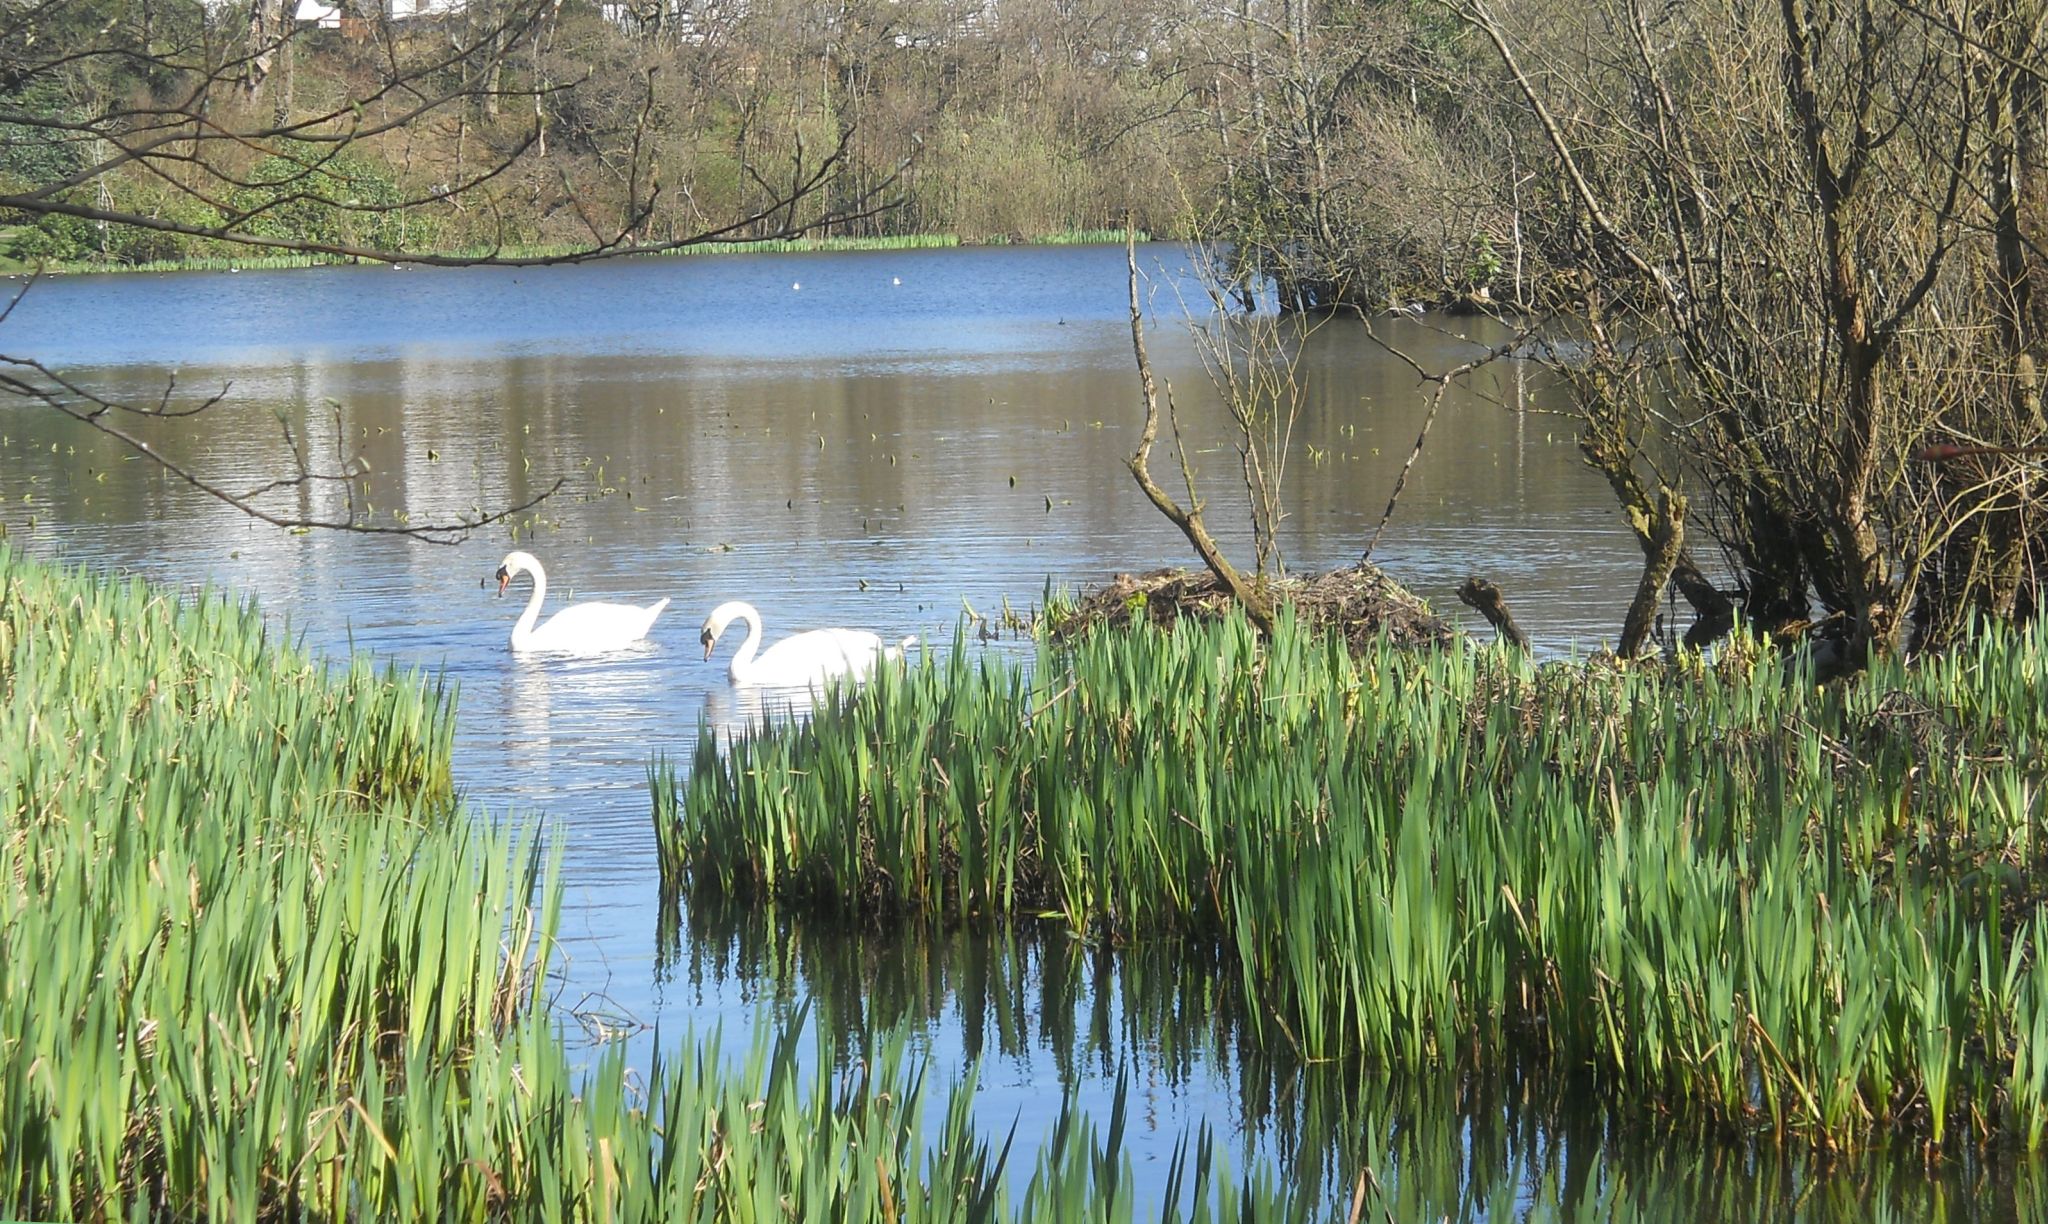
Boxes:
[1031,229,1151,245]
[668,612,2048,1149]
[109,253,342,273]
[0,545,546,1220]
[0,547,1301,1221]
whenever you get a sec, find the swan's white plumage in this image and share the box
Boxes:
[496,550,668,654]
[701,600,913,687]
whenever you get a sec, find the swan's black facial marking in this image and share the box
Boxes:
[700,626,717,660]
[494,565,511,596]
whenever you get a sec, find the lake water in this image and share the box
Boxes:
[1,245,2034,1218]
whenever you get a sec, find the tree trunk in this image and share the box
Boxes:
[1779,0,1895,653]
[1618,488,1685,658]
[274,3,294,129]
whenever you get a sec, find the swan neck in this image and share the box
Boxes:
[511,564,546,648]
[729,605,762,679]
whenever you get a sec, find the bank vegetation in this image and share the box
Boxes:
[0,547,1295,1222]
[663,611,2048,1152]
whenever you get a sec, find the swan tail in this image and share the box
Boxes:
[643,597,671,634]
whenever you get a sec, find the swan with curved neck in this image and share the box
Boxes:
[700,600,914,687]
[494,550,669,654]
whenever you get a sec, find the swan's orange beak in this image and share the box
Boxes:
[494,566,511,596]
[700,627,716,661]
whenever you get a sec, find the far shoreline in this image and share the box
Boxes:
[0,229,1152,279]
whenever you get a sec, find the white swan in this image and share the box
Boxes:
[494,550,669,654]
[700,600,914,687]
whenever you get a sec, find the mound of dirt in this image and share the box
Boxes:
[1053,563,1452,651]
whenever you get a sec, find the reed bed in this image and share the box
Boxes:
[102,252,345,274]
[458,233,966,259]
[669,233,961,254]
[0,547,1298,1221]
[32,233,971,275]
[23,229,1152,276]
[667,613,2048,1149]
[1031,229,1151,245]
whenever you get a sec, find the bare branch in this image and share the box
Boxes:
[1354,310,1556,558]
[1124,227,1274,635]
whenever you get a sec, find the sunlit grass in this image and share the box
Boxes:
[0,545,550,1219]
[666,611,2048,1149]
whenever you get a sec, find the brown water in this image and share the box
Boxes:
[1,245,2032,1218]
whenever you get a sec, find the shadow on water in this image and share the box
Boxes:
[661,891,2043,1222]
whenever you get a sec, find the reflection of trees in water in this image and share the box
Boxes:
[1269,1059,2044,1221]
[659,892,2042,1220]
[656,891,1242,1079]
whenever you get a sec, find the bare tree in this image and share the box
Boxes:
[1447,0,2044,656]
[0,0,887,541]
[1170,241,1317,582]
[1187,0,1506,312]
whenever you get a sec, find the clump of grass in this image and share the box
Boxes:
[439,233,966,260]
[0,545,549,1219]
[0,547,1302,1221]
[666,611,2048,1150]
[1034,229,1150,245]
[41,233,971,274]
[98,252,344,274]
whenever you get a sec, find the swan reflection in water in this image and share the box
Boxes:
[697,679,836,746]
[497,648,673,798]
